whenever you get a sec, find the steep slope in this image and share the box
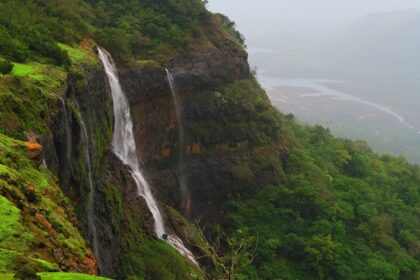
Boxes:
[0,133,98,277]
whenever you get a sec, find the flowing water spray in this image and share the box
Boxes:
[97,48,197,265]
[72,98,101,265]
[59,97,72,162]
[165,69,192,219]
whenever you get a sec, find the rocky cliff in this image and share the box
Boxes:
[0,6,289,278]
[119,36,287,223]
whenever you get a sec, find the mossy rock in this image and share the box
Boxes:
[0,133,95,274]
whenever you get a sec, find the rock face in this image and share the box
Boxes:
[47,64,156,278]
[119,39,287,222]
[50,66,113,203]
[167,43,250,89]
[44,25,286,278]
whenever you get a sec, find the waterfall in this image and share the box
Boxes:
[165,69,192,219]
[97,48,197,265]
[59,97,71,162]
[72,98,101,267]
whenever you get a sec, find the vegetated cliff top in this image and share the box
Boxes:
[0,0,245,66]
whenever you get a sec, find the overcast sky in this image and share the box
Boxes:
[208,0,420,36]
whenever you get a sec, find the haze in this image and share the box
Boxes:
[209,0,420,163]
[209,0,420,33]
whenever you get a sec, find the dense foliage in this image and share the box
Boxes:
[223,120,420,279]
[0,0,210,63]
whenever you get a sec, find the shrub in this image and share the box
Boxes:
[0,58,13,74]
[0,27,29,62]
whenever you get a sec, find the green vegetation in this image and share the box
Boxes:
[38,272,110,280]
[0,0,213,63]
[0,42,96,140]
[220,120,420,279]
[0,70,65,138]
[218,14,246,48]
[124,240,204,280]
[0,58,12,74]
[11,63,46,81]
[0,133,94,274]
[0,196,30,251]
[0,272,111,280]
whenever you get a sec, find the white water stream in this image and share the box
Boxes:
[165,69,192,219]
[97,48,197,265]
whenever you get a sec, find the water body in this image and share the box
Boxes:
[165,69,192,219]
[98,48,197,265]
[260,76,420,134]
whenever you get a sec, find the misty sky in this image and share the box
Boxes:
[208,0,420,36]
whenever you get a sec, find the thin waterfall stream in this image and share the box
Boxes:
[165,69,192,219]
[72,98,101,266]
[97,48,197,265]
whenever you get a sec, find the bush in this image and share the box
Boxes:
[13,267,40,280]
[0,27,29,62]
[0,58,13,74]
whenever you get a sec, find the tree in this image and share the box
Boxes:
[304,234,341,278]
[190,225,257,280]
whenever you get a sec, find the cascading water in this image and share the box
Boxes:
[59,97,71,161]
[72,98,101,266]
[97,48,197,265]
[165,69,192,219]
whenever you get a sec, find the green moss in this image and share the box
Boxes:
[0,65,66,138]
[0,195,33,252]
[101,182,123,234]
[0,249,59,273]
[11,63,42,80]
[58,44,86,62]
[184,78,283,150]
[38,272,110,280]
[124,240,204,280]
[0,133,92,274]
[58,44,99,67]
[11,62,66,87]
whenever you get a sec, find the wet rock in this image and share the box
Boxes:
[168,45,250,89]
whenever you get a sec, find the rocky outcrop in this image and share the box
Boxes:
[93,153,155,278]
[47,63,159,278]
[43,21,283,277]
[168,43,250,89]
[118,38,286,223]
[52,66,114,199]
[118,62,172,104]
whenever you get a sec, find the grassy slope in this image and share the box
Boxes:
[0,44,105,278]
[0,272,110,280]
[0,43,98,139]
[0,133,93,273]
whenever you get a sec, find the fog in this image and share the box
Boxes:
[209,0,420,33]
[209,1,420,163]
